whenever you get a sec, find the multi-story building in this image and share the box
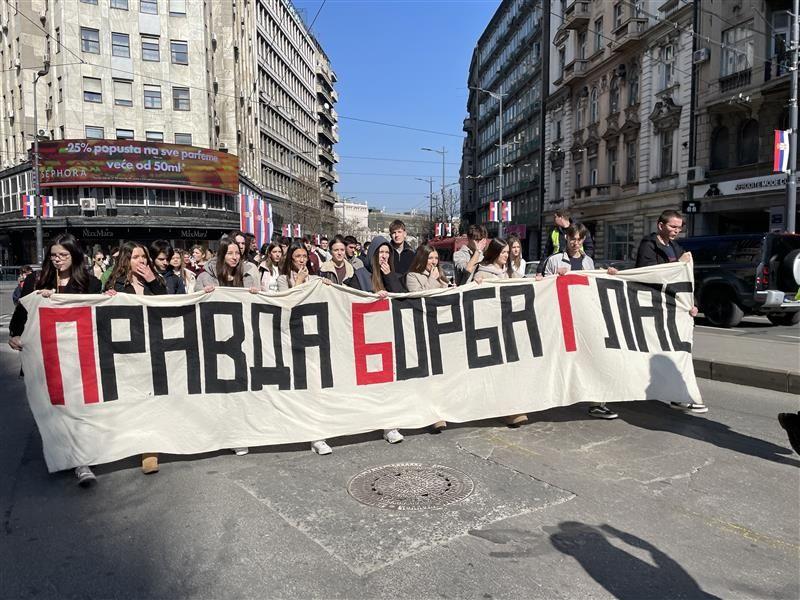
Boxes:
[368,208,428,241]
[333,199,369,240]
[0,0,339,264]
[461,0,545,259]
[315,41,340,233]
[690,0,798,234]
[543,0,693,262]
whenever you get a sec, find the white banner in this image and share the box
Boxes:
[19,262,701,472]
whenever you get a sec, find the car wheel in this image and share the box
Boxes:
[767,312,800,326]
[702,288,744,327]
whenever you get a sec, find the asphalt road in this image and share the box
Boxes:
[0,340,798,599]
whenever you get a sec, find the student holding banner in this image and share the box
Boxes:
[318,236,362,290]
[8,233,102,486]
[105,242,167,474]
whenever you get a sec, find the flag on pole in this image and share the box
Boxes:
[253,200,264,249]
[282,223,290,238]
[294,224,302,239]
[501,201,512,222]
[774,130,790,173]
[488,201,499,223]
[266,202,274,243]
[21,194,36,218]
[434,223,443,237]
[41,195,54,218]
[240,194,256,234]
[445,223,453,237]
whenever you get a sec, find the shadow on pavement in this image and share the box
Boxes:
[625,356,799,467]
[548,521,721,600]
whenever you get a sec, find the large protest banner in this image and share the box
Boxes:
[19,262,701,472]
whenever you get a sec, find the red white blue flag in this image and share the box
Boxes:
[774,130,790,173]
[239,194,255,234]
[488,201,499,222]
[501,201,512,222]
[282,223,301,239]
[41,195,53,218]
[21,194,36,218]
[434,223,443,237]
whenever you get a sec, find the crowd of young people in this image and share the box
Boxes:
[7,211,709,486]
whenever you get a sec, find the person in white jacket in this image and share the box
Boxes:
[507,235,527,278]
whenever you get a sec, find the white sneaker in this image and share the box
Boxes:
[311,440,332,455]
[383,429,404,444]
[232,447,249,456]
[670,402,708,414]
[74,465,96,487]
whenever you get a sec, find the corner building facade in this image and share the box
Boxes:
[0,0,339,264]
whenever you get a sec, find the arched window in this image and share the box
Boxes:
[737,119,759,165]
[609,77,620,114]
[590,87,598,123]
[627,67,639,106]
[710,126,729,170]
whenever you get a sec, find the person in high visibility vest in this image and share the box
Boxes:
[537,209,595,274]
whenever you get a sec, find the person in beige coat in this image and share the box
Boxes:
[405,244,451,292]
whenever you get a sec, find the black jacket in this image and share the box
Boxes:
[379,272,407,293]
[391,242,415,275]
[159,269,186,294]
[635,233,686,267]
[9,271,102,337]
[110,276,167,295]
[538,222,595,273]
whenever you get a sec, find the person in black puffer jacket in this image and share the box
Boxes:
[149,240,186,294]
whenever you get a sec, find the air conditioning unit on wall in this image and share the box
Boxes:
[79,197,96,212]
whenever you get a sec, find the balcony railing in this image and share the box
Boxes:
[562,0,590,30]
[612,17,647,53]
[719,68,752,93]
[562,59,588,84]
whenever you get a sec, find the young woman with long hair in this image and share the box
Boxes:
[259,242,284,293]
[405,244,450,292]
[188,244,206,275]
[195,236,260,456]
[8,233,102,486]
[506,235,526,278]
[104,241,166,474]
[195,236,259,292]
[91,250,106,279]
[473,238,527,428]
[170,249,196,293]
[367,236,407,294]
[318,236,362,290]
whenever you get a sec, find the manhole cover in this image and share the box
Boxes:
[348,463,474,510]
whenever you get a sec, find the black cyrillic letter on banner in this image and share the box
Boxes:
[500,284,542,361]
[463,287,503,369]
[96,305,146,402]
[147,305,201,396]
[290,303,333,390]
[199,302,248,394]
[251,304,291,390]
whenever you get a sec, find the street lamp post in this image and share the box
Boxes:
[470,85,507,237]
[32,61,50,263]
[421,147,447,227]
[415,176,434,234]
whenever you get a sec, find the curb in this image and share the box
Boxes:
[694,358,800,394]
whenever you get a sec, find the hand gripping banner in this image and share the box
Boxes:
[19,262,701,472]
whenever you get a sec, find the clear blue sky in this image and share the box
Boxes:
[293,0,500,213]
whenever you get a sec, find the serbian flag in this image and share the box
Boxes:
[501,201,512,222]
[774,130,790,173]
[21,194,36,218]
[445,223,453,237]
[434,223,443,237]
[41,195,54,218]
[488,201,499,222]
[253,200,264,248]
[239,194,255,233]
[294,224,302,238]
[266,202,274,243]
[282,223,291,238]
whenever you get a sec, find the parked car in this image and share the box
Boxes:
[679,233,800,327]
[594,259,635,271]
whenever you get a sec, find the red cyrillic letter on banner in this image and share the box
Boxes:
[556,274,590,353]
[351,300,394,385]
[39,307,99,405]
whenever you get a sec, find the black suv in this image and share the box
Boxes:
[680,233,800,327]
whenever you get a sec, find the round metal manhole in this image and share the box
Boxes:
[347,463,474,511]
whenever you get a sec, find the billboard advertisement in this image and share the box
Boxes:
[38,140,239,194]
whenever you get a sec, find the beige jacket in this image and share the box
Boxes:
[406,270,449,292]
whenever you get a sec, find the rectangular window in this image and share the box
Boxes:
[607,223,633,261]
[140,0,158,14]
[116,188,145,205]
[149,189,175,206]
[180,191,203,207]
[55,27,61,53]
[111,32,130,58]
[594,17,603,52]
[574,163,582,188]
[558,47,565,78]
[144,85,162,109]
[80,27,100,54]
[661,44,674,89]
[554,169,562,198]
[142,36,160,61]
[174,132,192,145]
[146,131,164,142]
[83,77,102,103]
[85,126,104,139]
[722,22,754,76]
[116,128,134,140]
[589,157,598,185]
[608,147,618,183]
[172,86,190,110]
[111,0,129,8]
[613,3,624,28]
[80,0,98,4]
[57,76,63,102]
[660,131,673,176]
[169,0,186,15]
[170,40,188,65]
[626,141,637,183]
[113,79,133,106]
[578,31,587,59]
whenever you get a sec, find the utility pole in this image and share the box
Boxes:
[33,59,50,264]
[415,176,434,235]
[538,0,551,258]
[788,0,799,233]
